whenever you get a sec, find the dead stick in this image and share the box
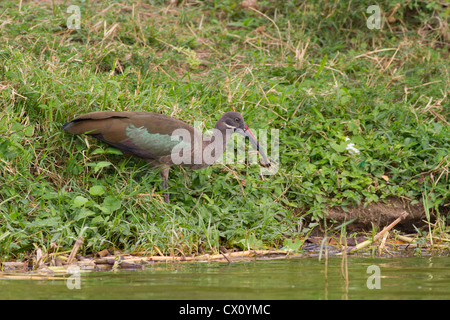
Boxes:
[349,211,409,253]
[67,237,84,265]
[374,211,409,241]
[118,250,291,264]
[220,251,232,265]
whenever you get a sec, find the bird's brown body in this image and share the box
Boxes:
[63,111,207,168]
[63,111,269,203]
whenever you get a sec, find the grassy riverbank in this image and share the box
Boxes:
[0,0,448,261]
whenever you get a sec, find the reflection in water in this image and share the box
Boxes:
[1,256,449,299]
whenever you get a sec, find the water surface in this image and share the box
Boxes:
[1,256,449,299]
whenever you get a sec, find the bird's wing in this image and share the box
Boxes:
[123,124,190,157]
[63,111,196,159]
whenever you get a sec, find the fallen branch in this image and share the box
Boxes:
[67,237,84,265]
[95,250,295,266]
[348,211,409,253]
[397,235,415,243]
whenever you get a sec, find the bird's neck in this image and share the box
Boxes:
[203,126,233,163]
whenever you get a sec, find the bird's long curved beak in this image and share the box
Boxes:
[236,125,271,167]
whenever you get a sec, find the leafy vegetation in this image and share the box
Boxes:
[0,0,448,260]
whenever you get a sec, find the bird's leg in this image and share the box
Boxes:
[160,166,170,204]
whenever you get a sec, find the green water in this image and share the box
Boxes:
[1,256,449,299]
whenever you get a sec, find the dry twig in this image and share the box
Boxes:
[67,237,84,265]
[347,211,409,253]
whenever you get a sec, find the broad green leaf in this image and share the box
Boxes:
[86,161,112,173]
[330,141,347,153]
[73,196,89,208]
[89,185,105,196]
[27,217,61,228]
[75,208,96,221]
[96,196,121,214]
[24,126,34,137]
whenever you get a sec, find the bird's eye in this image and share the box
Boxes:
[235,117,240,122]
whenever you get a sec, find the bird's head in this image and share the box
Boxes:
[217,112,271,167]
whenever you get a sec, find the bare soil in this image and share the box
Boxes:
[325,196,433,233]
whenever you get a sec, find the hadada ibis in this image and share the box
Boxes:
[62,111,270,203]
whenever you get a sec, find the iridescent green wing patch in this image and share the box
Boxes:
[125,125,190,157]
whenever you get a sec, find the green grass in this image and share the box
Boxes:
[0,0,448,260]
